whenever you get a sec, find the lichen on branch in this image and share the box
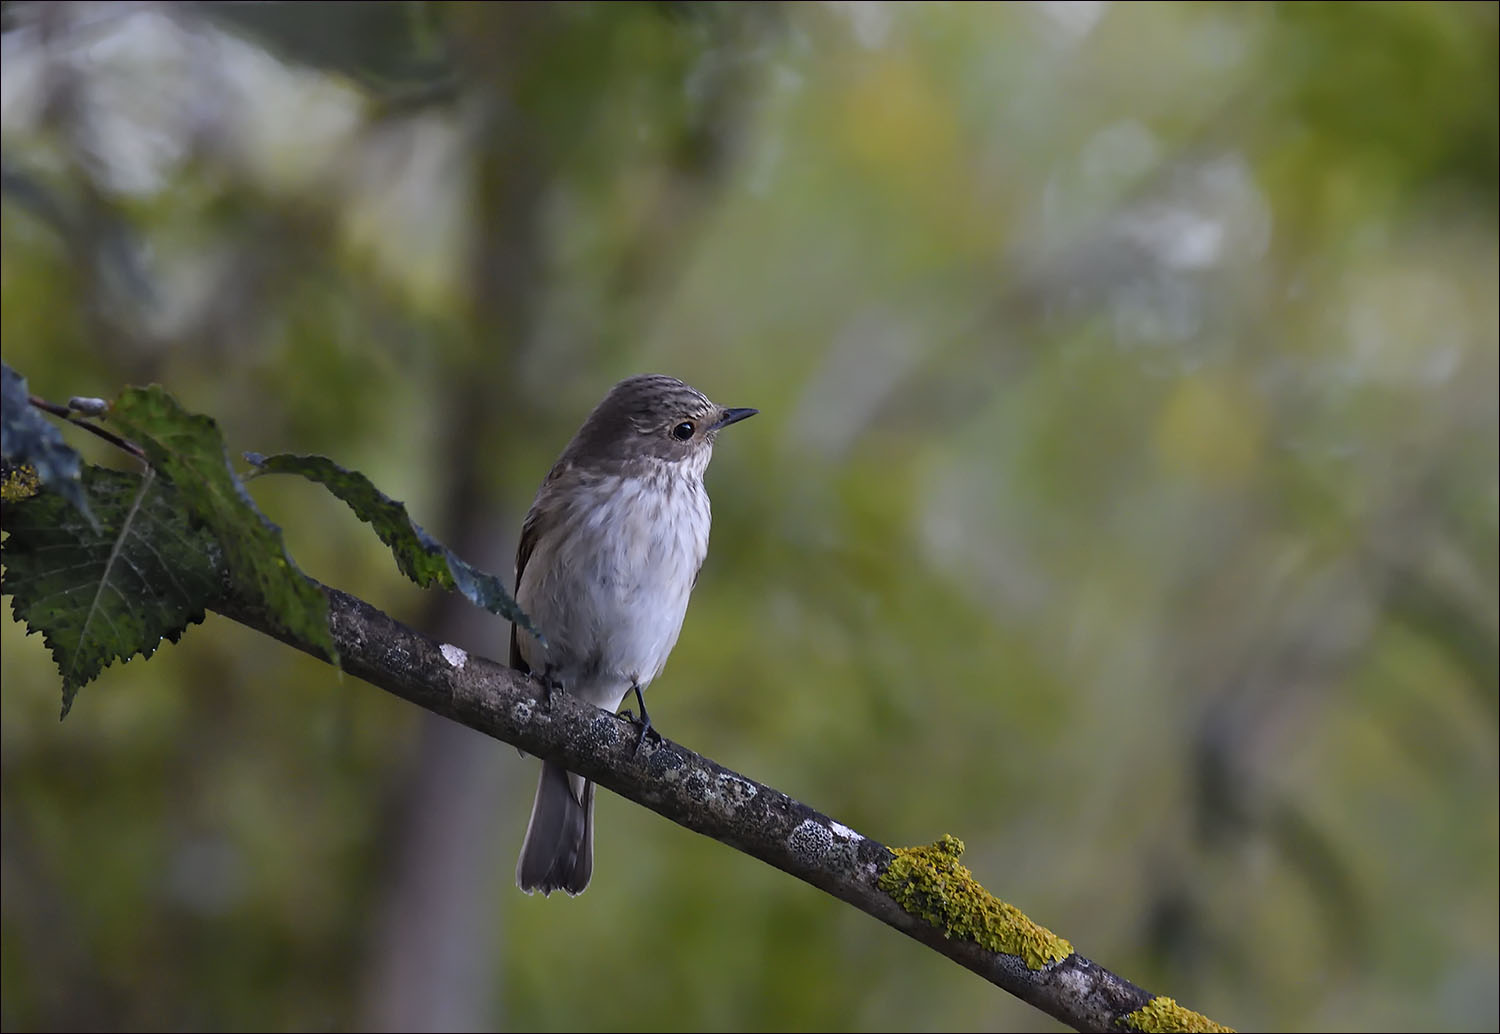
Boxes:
[879,834,1073,970]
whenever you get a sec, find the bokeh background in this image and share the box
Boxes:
[2,2,1496,1031]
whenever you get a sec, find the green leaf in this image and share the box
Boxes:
[107,386,337,666]
[1,466,224,717]
[244,452,543,641]
[1,361,97,530]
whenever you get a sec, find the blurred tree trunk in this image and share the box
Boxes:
[359,6,552,1030]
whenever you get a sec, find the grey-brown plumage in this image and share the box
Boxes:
[512,374,757,896]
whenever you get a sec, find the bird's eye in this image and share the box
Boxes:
[672,421,696,441]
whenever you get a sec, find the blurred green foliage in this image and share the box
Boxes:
[2,2,1495,1031]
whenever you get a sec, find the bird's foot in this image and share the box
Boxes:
[620,683,660,755]
[537,664,563,710]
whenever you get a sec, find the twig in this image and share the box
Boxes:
[27,394,148,461]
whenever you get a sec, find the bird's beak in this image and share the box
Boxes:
[711,407,758,431]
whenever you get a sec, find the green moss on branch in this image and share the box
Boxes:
[878,834,1072,971]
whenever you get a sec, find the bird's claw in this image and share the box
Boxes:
[624,683,659,755]
[537,664,562,710]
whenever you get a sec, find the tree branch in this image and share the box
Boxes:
[212,583,1232,1034]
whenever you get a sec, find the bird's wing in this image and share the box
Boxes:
[509,461,571,674]
[509,506,541,675]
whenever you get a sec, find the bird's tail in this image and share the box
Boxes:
[516,761,594,896]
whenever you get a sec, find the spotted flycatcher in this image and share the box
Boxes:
[512,374,757,896]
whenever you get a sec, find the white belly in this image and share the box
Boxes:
[515,471,710,712]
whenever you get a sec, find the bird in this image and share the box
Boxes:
[511,373,757,896]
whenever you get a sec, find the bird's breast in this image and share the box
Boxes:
[517,470,711,705]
